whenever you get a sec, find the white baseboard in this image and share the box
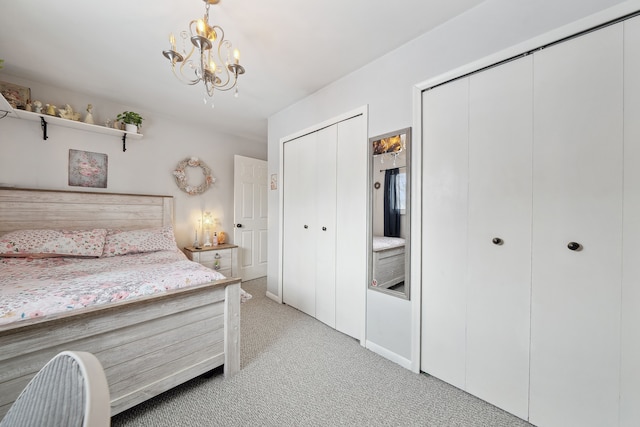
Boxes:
[266,291,281,303]
[365,340,412,370]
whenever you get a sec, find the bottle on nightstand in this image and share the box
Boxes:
[212,232,219,246]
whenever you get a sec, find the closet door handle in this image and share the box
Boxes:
[235,223,243,228]
[304,225,309,229]
[492,237,503,246]
[322,226,327,231]
[567,242,582,251]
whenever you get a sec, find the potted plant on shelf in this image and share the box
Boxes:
[116,111,143,133]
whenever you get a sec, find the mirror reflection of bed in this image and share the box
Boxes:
[372,235,406,292]
[369,128,410,299]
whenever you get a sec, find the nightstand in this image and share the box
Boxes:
[184,244,239,278]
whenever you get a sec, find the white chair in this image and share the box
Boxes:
[0,351,110,427]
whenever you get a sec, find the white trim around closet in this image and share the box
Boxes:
[416,0,640,92]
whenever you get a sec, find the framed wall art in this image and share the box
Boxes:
[68,149,108,188]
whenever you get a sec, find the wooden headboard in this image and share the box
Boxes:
[0,188,174,235]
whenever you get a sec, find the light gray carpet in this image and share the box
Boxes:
[111,278,533,427]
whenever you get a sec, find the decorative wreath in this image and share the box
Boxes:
[172,157,215,195]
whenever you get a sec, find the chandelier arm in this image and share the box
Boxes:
[177,69,202,86]
[170,34,202,86]
[211,27,234,89]
[209,85,238,92]
[178,53,203,86]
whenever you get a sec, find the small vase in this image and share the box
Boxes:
[125,123,137,133]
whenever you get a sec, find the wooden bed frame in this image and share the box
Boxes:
[0,188,241,418]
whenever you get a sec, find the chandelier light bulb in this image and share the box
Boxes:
[169,33,176,51]
[233,49,240,64]
[196,19,206,36]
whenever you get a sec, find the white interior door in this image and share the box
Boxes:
[335,115,366,340]
[282,134,317,316]
[314,125,337,328]
[622,15,640,427]
[233,155,268,281]
[466,55,532,419]
[421,77,469,390]
[530,23,623,427]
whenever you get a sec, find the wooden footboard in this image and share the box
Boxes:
[0,277,241,418]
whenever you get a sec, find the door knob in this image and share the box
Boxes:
[567,242,582,251]
[304,225,309,229]
[492,237,503,246]
[322,226,327,231]
[236,223,243,228]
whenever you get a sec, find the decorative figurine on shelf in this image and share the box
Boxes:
[25,102,32,112]
[45,104,56,116]
[84,104,94,124]
[58,104,81,121]
[33,100,43,113]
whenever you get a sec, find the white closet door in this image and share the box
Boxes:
[282,132,318,317]
[621,15,640,427]
[315,125,338,328]
[335,115,366,340]
[466,55,532,419]
[421,78,469,390]
[530,23,623,427]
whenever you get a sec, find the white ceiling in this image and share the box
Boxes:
[0,0,485,143]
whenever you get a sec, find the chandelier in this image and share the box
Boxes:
[162,0,245,106]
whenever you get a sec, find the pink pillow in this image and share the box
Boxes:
[0,229,107,258]
[101,226,177,257]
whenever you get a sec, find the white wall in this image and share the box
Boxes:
[267,0,632,367]
[0,75,266,249]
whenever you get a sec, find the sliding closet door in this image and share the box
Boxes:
[282,132,318,317]
[621,15,640,427]
[335,115,366,339]
[421,78,469,390]
[530,23,623,427]
[315,125,337,328]
[466,55,532,419]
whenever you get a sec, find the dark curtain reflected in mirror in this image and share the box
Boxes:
[384,168,401,237]
[369,128,411,299]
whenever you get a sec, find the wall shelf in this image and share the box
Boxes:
[1,94,143,152]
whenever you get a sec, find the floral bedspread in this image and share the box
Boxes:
[0,250,229,326]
